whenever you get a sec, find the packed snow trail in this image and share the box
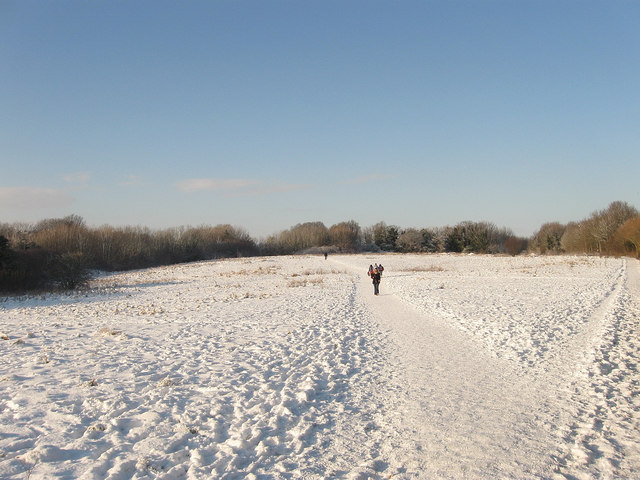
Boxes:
[330,254,640,479]
[552,258,640,479]
[332,256,560,478]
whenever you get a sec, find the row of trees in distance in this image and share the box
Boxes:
[0,217,257,291]
[264,220,525,256]
[1,201,638,292]
[529,201,639,258]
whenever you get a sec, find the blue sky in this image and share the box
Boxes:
[1,1,639,238]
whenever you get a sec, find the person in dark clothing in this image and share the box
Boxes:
[371,268,381,295]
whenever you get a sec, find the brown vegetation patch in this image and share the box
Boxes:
[223,265,280,277]
[292,268,344,277]
[402,265,446,272]
[288,277,324,287]
[98,327,124,337]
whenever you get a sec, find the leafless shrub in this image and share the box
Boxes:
[53,252,90,289]
[504,236,528,256]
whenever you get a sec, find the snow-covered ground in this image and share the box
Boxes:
[1,254,639,479]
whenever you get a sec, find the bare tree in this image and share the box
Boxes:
[560,201,638,255]
[396,228,423,252]
[531,222,565,254]
[329,220,361,252]
[609,216,640,258]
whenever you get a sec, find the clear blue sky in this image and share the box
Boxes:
[1,1,639,238]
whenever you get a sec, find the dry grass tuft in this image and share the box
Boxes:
[224,266,279,277]
[99,327,123,337]
[87,423,106,432]
[403,265,446,272]
[292,268,344,277]
[139,303,164,315]
[158,376,176,387]
[288,277,324,287]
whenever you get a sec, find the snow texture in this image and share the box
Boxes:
[1,254,639,479]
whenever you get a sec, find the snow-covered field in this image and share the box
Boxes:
[1,254,639,479]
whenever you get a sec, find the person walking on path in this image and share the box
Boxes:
[371,267,382,295]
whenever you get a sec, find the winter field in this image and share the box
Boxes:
[1,254,639,480]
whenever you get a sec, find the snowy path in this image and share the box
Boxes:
[553,258,640,479]
[332,255,640,479]
[331,256,559,478]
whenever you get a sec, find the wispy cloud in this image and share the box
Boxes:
[176,178,258,193]
[0,187,73,209]
[176,178,306,196]
[242,182,306,196]
[118,174,145,187]
[343,173,395,185]
[62,172,91,185]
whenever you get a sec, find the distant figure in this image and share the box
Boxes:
[368,264,374,277]
[324,252,328,260]
[378,264,384,277]
[371,268,381,296]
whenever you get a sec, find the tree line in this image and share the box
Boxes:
[0,217,257,292]
[1,201,638,292]
[529,201,640,258]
